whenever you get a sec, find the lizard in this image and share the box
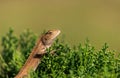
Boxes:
[15,29,61,78]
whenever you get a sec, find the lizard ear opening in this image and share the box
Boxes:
[44,37,48,41]
[41,36,53,47]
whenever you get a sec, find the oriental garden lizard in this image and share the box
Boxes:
[15,29,60,78]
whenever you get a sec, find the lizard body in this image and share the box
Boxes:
[15,29,60,78]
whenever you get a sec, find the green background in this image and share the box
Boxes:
[0,0,120,51]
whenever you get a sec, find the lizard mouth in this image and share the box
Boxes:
[55,30,61,36]
[51,29,61,40]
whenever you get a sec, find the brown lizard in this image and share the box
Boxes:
[15,29,60,78]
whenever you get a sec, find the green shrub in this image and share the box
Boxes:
[0,28,120,78]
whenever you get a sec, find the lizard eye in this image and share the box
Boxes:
[46,31,52,34]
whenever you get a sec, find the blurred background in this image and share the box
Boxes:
[0,0,120,51]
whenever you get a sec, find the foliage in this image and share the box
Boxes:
[0,28,37,78]
[0,28,120,78]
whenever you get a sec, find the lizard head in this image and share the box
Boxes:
[41,29,61,48]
